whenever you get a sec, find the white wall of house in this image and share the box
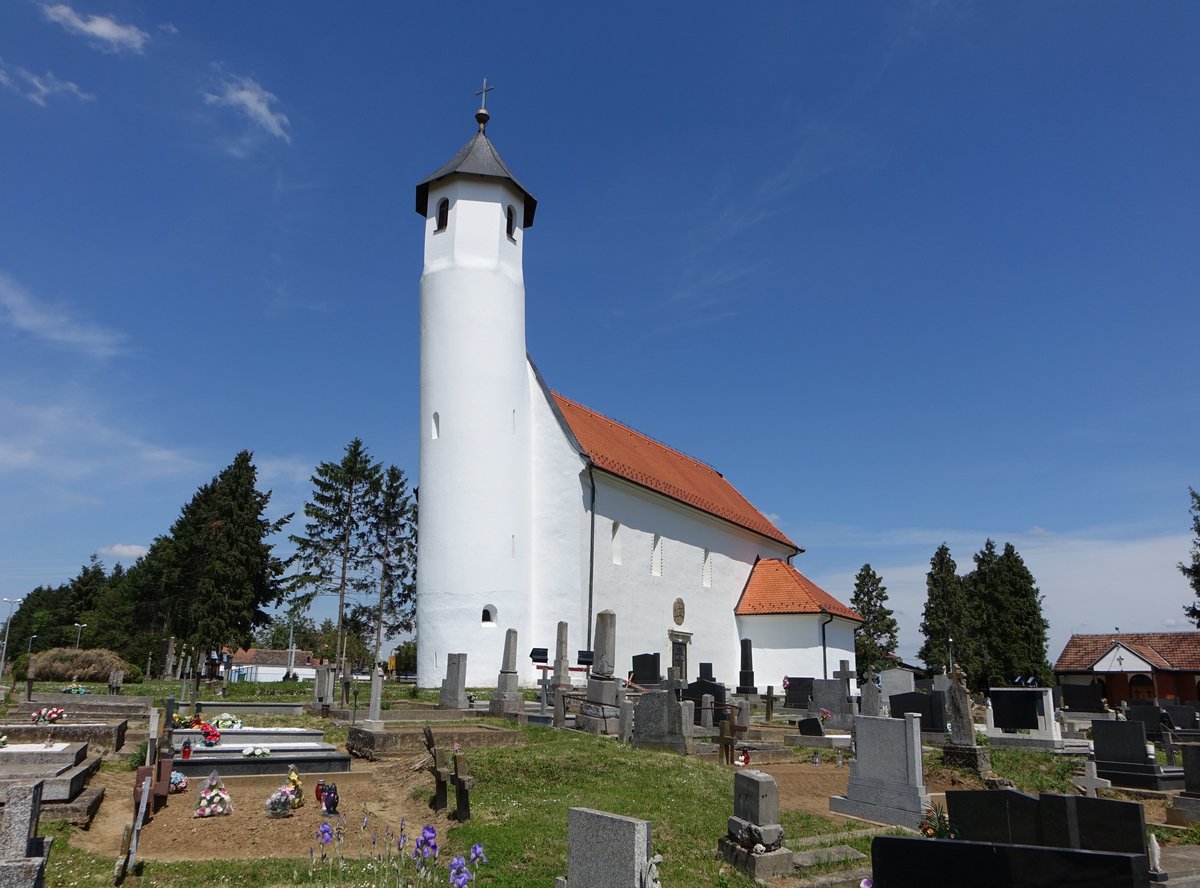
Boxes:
[229,665,317,683]
[736,613,858,692]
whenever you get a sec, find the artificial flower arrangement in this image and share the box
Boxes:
[287,765,303,808]
[194,770,232,818]
[265,784,296,818]
[818,707,832,725]
[169,771,189,794]
[241,745,271,758]
[31,707,66,725]
[171,712,192,728]
[61,681,88,694]
[212,713,243,731]
[198,722,221,747]
[0,735,7,748]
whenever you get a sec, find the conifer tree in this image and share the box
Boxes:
[290,439,382,670]
[918,544,973,679]
[361,464,417,662]
[1181,488,1200,626]
[967,539,1050,689]
[850,563,898,677]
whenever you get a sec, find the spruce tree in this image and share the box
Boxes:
[849,563,898,677]
[966,539,1050,689]
[174,451,291,660]
[290,439,382,670]
[1182,488,1200,626]
[918,544,973,679]
[361,464,417,662]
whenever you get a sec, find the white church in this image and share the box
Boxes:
[413,101,861,690]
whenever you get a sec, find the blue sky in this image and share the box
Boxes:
[1,2,1197,664]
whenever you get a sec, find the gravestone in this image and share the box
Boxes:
[631,653,662,687]
[942,666,990,774]
[683,676,726,726]
[576,610,622,735]
[554,807,661,888]
[1126,704,1166,740]
[552,621,572,692]
[489,628,524,717]
[313,665,337,709]
[859,671,885,718]
[1093,719,1183,791]
[1163,703,1198,730]
[784,676,815,710]
[932,672,952,694]
[947,788,1042,845]
[880,668,915,704]
[986,687,1062,748]
[716,769,793,879]
[630,690,693,754]
[1072,760,1112,799]
[1060,683,1106,713]
[699,693,714,729]
[438,653,469,710]
[0,781,45,859]
[362,666,385,731]
[888,690,947,735]
[1166,743,1200,825]
[735,638,756,695]
[795,717,824,736]
[699,662,714,681]
[829,714,930,828]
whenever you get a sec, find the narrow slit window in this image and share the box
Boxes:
[506,205,516,240]
[611,521,622,565]
[436,198,449,232]
[431,412,440,440]
[651,534,663,577]
[702,549,712,588]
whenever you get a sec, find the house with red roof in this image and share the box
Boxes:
[1054,632,1200,705]
[412,105,860,688]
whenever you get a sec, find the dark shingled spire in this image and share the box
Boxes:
[415,108,537,228]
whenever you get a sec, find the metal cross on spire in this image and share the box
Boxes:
[474,77,493,132]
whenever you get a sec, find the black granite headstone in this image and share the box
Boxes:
[1125,704,1165,740]
[794,717,824,736]
[1060,683,1105,712]
[699,662,714,682]
[682,676,727,725]
[888,690,947,734]
[946,789,1042,846]
[1071,795,1147,856]
[870,836,1151,888]
[1163,703,1198,730]
[990,689,1041,730]
[1184,743,1200,794]
[784,676,815,709]
[1093,720,1151,765]
[736,637,756,694]
[631,652,661,685]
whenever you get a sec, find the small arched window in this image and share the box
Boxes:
[481,604,497,625]
[505,205,516,240]
[436,198,449,232]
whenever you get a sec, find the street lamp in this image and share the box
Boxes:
[27,635,36,654]
[74,622,87,650]
[948,636,955,673]
[1,597,23,683]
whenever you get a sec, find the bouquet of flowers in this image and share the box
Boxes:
[265,784,296,818]
[198,722,221,747]
[62,681,87,694]
[171,713,193,728]
[0,735,7,748]
[287,765,303,808]
[818,707,832,725]
[169,771,189,794]
[918,803,956,839]
[213,713,243,731]
[31,707,66,725]
[242,745,271,758]
[194,770,232,818]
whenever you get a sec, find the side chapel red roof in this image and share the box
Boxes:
[552,393,797,549]
[735,558,862,620]
[1054,633,1200,672]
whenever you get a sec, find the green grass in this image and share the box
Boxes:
[43,727,855,888]
[988,748,1084,794]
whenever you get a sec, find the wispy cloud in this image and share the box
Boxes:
[204,66,291,156]
[0,58,94,106]
[99,543,148,559]
[0,270,123,357]
[41,3,150,54]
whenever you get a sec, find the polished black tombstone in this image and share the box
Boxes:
[630,652,662,686]
[1093,719,1184,791]
[794,717,824,736]
[1163,703,1198,730]
[990,689,1041,730]
[888,690,947,734]
[947,789,1041,846]
[698,662,715,682]
[870,837,1150,888]
[735,638,756,695]
[1126,704,1166,740]
[682,676,727,725]
[1060,683,1106,713]
[784,676,814,709]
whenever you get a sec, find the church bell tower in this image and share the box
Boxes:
[414,87,538,687]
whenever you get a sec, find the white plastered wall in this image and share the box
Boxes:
[736,613,858,692]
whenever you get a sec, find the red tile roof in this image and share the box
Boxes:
[735,558,861,620]
[231,648,316,668]
[552,394,798,549]
[1054,633,1200,672]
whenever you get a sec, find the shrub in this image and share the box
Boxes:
[26,647,136,683]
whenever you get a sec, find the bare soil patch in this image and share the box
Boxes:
[71,754,452,862]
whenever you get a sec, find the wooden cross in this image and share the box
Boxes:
[475,77,494,109]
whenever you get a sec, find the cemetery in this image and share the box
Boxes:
[10,637,1200,888]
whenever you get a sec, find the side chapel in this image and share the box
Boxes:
[413,96,861,688]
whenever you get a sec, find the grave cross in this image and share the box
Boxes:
[1071,760,1112,798]
[833,660,856,707]
[536,668,555,717]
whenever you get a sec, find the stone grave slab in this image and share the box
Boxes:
[1093,720,1183,791]
[829,714,929,828]
[554,807,657,888]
